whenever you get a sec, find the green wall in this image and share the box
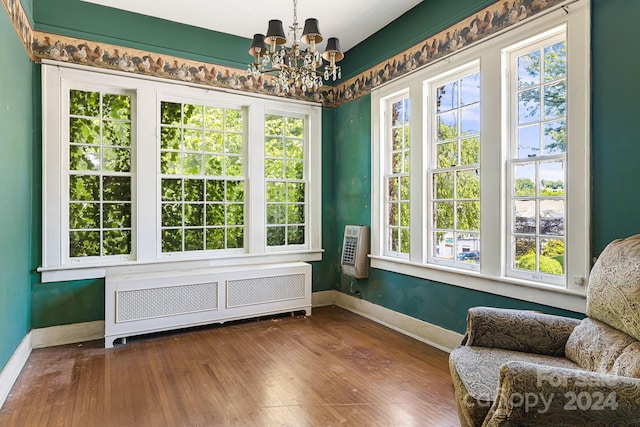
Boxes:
[591,0,640,253]
[0,6,33,369]
[33,0,251,69]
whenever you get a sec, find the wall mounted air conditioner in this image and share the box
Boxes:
[341,225,369,278]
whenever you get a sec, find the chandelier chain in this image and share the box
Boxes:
[293,0,298,27]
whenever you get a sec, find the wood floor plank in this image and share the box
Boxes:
[0,306,460,426]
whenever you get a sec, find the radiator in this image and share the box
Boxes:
[104,262,311,348]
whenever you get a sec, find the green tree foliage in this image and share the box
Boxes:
[516,252,563,275]
[515,177,535,196]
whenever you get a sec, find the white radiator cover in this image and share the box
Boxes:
[105,262,311,348]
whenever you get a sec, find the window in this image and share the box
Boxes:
[67,89,133,260]
[371,2,590,310]
[265,114,307,248]
[429,68,480,268]
[507,31,567,285]
[383,94,411,257]
[41,65,322,281]
[159,102,245,253]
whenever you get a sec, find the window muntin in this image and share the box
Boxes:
[265,114,306,248]
[159,102,245,253]
[68,89,133,259]
[384,96,411,257]
[430,70,481,267]
[508,31,566,283]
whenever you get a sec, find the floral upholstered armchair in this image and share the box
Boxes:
[449,235,640,426]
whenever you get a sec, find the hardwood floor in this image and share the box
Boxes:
[0,306,460,426]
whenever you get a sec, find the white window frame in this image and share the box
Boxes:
[425,63,481,272]
[371,1,590,312]
[40,63,322,282]
[381,90,411,259]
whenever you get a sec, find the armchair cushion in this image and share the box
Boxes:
[483,362,640,426]
[565,317,637,374]
[464,306,580,356]
[611,342,640,378]
[587,234,640,341]
[450,346,579,402]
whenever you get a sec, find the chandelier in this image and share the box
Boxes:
[247,0,344,93]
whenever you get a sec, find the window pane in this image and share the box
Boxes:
[460,138,479,165]
[543,120,566,154]
[162,179,182,202]
[162,229,182,252]
[513,200,536,234]
[184,228,204,251]
[103,121,131,147]
[539,161,564,197]
[457,201,480,231]
[102,203,131,228]
[437,142,456,168]
[70,231,100,257]
[103,230,131,255]
[162,203,182,227]
[518,88,540,124]
[455,234,480,264]
[460,73,480,106]
[102,147,130,172]
[517,50,540,89]
[70,145,100,171]
[69,175,99,201]
[540,199,565,236]
[518,125,540,158]
[544,42,566,82]
[514,164,536,197]
[437,111,458,141]
[436,81,458,113]
[70,90,100,116]
[543,81,566,120]
[434,202,454,229]
[433,231,454,260]
[514,236,536,271]
[460,104,480,136]
[69,118,100,144]
[69,202,100,229]
[456,169,480,199]
[434,172,454,199]
[161,102,181,125]
[102,94,131,120]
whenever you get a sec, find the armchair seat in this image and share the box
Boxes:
[449,235,640,426]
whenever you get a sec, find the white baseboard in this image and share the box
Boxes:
[0,332,32,410]
[311,290,336,307]
[31,321,105,349]
[313,290,463,352]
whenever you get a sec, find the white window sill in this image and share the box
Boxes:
[38,250,324,283]
[370,255,586,313]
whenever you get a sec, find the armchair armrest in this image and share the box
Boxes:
[464,307,581,356]
[484,361,640,426]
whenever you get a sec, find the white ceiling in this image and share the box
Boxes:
[82,0,422,52]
